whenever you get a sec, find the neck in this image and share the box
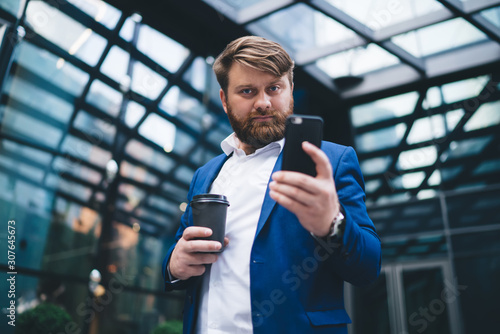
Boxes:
[239,142,257,155]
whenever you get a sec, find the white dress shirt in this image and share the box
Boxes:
[195,133,284,334]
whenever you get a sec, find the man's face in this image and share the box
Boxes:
[220,63,293,150]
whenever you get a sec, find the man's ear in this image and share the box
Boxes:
[219,89,228,114]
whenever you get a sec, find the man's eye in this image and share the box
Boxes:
[241,89,252,94]
[269,86,279,92]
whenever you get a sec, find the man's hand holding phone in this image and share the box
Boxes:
[270,141,340,237]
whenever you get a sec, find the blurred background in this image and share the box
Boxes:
[0,0,499,333]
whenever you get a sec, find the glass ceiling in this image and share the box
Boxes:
[204,0,500,98]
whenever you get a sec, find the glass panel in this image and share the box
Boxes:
[120,160,159,187]
[247,3,357,53]
[206,122,233,147]
[1,106,64,149]
[162,182,189,202]
[454,252,500,334]
[1,140,53,165]
[137,24,190,73]
[131,61,167,100]
[67,0,122,30]
[407,115,446,144]
[325,0,447,31]
[138,113,176,151]
[360,156,392,175]
[118,183,146,212]
[174,166,195,185]
[423,86,443,109]
[172,129,196,155]
[124,100,146,128]
[124,139,175,173]
[6,77,74,123]
[25,1,108,66]
[183,56,211,93]
[316,43,399,79]
[463,100,500,132]
[40,198,101,277]
[148,195,181,216]
[100,45,129,84]
[390,171,426,189]
[52,156,102,185]
[0,0,22,17]
[365,179,382,194]
[391,18,488,58]
[480,6,500,29]
[205,0,265,11]
[355,123,407,152]
[351,274,390,334]
[398,146,437,170]
[14,41,89,96]
[86,79,123,117]
[190,146,219,166]
[47,174,93,202]
[403,267,451,334]
[447,188,500,229]
[60,135,111,168]
[440,136,493,162]
[74,110,116,146]
[350,91,418,127]
[160,86,209,131]
[441,76,489,104]
[473,158,500,175]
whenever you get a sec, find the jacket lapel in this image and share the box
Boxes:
[254,151,283,238]
[199,153,232,194]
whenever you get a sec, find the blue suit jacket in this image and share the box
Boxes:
[163,141,381,334]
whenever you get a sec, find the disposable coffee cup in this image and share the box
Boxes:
[190,194,230,252]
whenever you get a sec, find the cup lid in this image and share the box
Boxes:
[191,194,229,205]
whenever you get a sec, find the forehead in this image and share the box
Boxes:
[227,63,288,88]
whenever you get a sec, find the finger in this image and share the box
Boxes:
[269,180,316,205]
[272,170,314,191]
[184,239,222,253]
[269,189,307,214]
[302,141,333,179]
[183,226,213,240]
[223,237,230,247]
[187,252,219,265]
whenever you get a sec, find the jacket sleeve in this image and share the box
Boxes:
[162,169,201,291]
[328,146,381,286]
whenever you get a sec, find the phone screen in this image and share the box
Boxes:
[281,115,323,176]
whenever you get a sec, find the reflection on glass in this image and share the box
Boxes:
[137,24,190,73]
[352,274,390,334]
[317,43,399,79]
[248,3,356,53]
[120,160,159,186]
[138,113,176,152]
[441,75,489,104]
[14,42,89,96]
[325,0,446,31]
[67,0,122,30]
[463,101,500,132]
[52,156,102,185]
[391,18,488,58]
[25,1,108,66]
[398,146,437,170]
[440,136,493,162]
[6,77,73,123]
[124,139,175,173]
[74,110,116,145]
[355,123,407,152]
[1,105,64,148]
[403,268,451,334]
[60,135,111,168]
[351,91,418,127]
[86,80,123,117]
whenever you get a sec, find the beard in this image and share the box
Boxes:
[226,97,294,150]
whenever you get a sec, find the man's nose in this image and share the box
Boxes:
[254,91,271,111]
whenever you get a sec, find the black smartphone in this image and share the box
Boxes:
[282,115,323,176]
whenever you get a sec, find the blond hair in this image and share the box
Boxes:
[213,36,294,93]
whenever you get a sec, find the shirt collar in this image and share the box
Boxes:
[220,133,284,156]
